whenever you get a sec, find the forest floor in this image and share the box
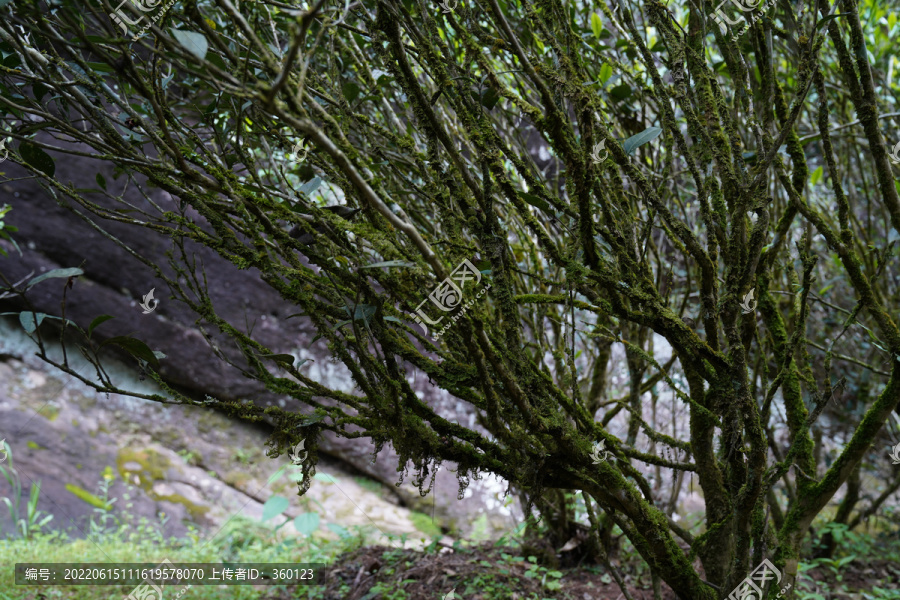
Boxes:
[263,542,900,599]
[263,542,679,599]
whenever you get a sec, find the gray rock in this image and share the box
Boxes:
[0,149,513,538]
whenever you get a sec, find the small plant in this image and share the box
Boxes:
[176,448,201,466]
[85,476,120,542]
[232,448,253,465]
[523,555,564,592]
[861,587,900,600]
[0,203,21,257]
[0,441,54,539]
[366,581,409,600]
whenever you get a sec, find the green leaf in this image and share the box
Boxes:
[360,260,417,269]
[344,303,377,323]
[294,512,320,535]
[170,29,209,61]
[383,316,404,324]
[590,13,603,38]
[32,83,49,103]
[88,315,115,338]
[810,166,823,185]
[372,69,392,86]
[298,412,326,426]
[480,87,501,110]
[95,173,107,191]
[86,62,115,73]
[101,336,160,369]
[258,353,297,367]
[299,176,322,196]
[610,84,632,100]
[519,192,549,213]
[599,63,613,84]
[261,496,289,522]
[623,126,663,156]
[65,483,112,510]
[342,82,361,104]
[816,13,848,29]
[26,267,83,289]
[19,141,55,178]
[19,312,46,334]
[2,53,20,69]
[327,523,350,539]
[835,554,856,568]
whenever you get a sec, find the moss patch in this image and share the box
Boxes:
[42,404,60,422]
[409,511,442,538]
[223,470,252,488]
[117,447,171,482]
[116,447,209,521]
[196,409,230,435]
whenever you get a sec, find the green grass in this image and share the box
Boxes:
[0,531,253,599]
[0,446,366,600]
[0,513,366,599]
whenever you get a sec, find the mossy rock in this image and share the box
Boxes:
[222,470,253,488]
[117,447,171,485]
[116,447,209,521]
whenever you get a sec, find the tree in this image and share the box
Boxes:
[1,0,899,597]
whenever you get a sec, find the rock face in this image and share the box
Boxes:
[0,150,516,539]
[0,335,436,545]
